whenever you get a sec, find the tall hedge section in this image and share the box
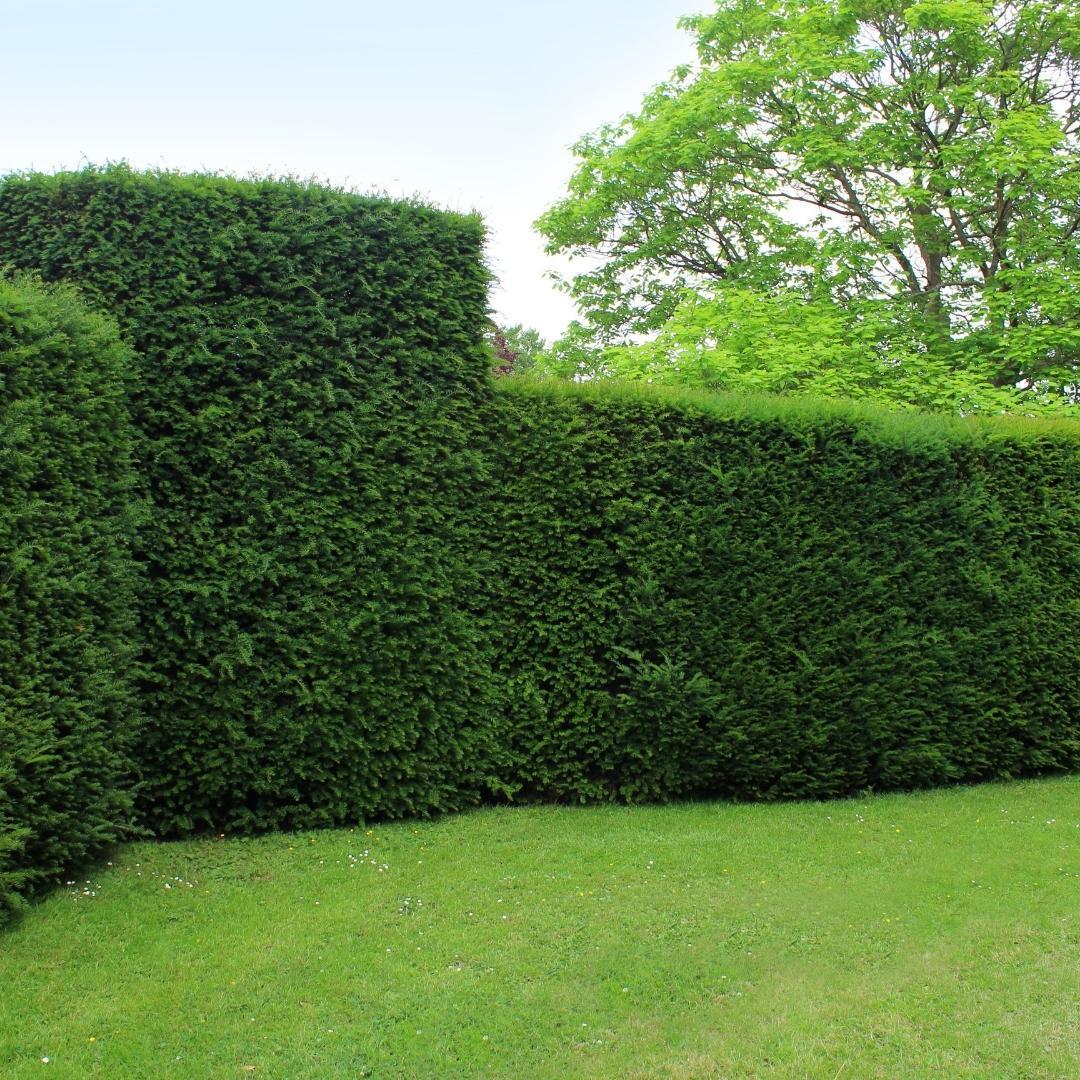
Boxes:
[0,167,502,836]
[0,167,1075,845]
[0,275,137,924]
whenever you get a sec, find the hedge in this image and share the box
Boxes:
[0,167,1075,843]
[0,167,501,836]
[0,274,137,925]
[480,383,1080,803]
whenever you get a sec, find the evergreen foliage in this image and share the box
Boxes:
[0,167,1074,846]
[0,274,137,924]
[483,382,1080,802]
[0,168,499,835]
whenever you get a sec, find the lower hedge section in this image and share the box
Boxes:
[478,382,1079,805]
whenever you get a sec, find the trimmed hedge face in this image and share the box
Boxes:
[481,386,1080,803]
[0,276,137,924]
[0,168,1075,841]
[0,168,499,835]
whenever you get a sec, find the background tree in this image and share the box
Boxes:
[537,0,1080,412]
[487,322,548,377]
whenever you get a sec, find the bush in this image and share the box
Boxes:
[0,167,501,835]
[0,275,137,924]
[0,167,1074,841]
[480,383,1080,802]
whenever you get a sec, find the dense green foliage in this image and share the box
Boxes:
[483,383,1080,801]
[0,167,1075,848]
[0,167,499,836]
[0,275,137,925]
[537,0,1080,413]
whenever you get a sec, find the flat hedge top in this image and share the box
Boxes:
[0,164,483,237]
[497,377,1080,451]
[0,165,491,384]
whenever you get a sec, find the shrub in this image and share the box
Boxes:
[480,383,1080,802]
[0,167,501,835]
[0,167,1074,839]
[0,274,137,924]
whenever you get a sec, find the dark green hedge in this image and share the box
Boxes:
[0,167,500,836]
[0,167,1075,843]
[0,275,137,924]
[480,384,1080,803]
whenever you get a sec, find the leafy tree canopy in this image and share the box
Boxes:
[537,0,1080,412]
[487,322,548,376]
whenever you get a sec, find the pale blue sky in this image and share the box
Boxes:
[5,0,699,339]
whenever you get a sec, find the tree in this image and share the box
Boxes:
[487,322,548,377]
[536,0,1080,412]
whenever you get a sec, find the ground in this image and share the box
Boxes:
[2,777,1077,1078]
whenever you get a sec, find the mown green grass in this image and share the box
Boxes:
[2,777,1077,1079]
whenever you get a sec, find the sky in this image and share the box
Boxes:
[4,0,700,342]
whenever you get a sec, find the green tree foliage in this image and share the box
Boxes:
[487,323,548,376]
[0,275,137,924]
[501,324,548,375]
[536,0,1080,412]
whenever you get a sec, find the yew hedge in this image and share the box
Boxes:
[0,274,137,924]
[480,383,1079,803]
[0,168,1075,851]
[0,167,497,837]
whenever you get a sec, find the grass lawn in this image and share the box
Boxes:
[1,777,1078,1079]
